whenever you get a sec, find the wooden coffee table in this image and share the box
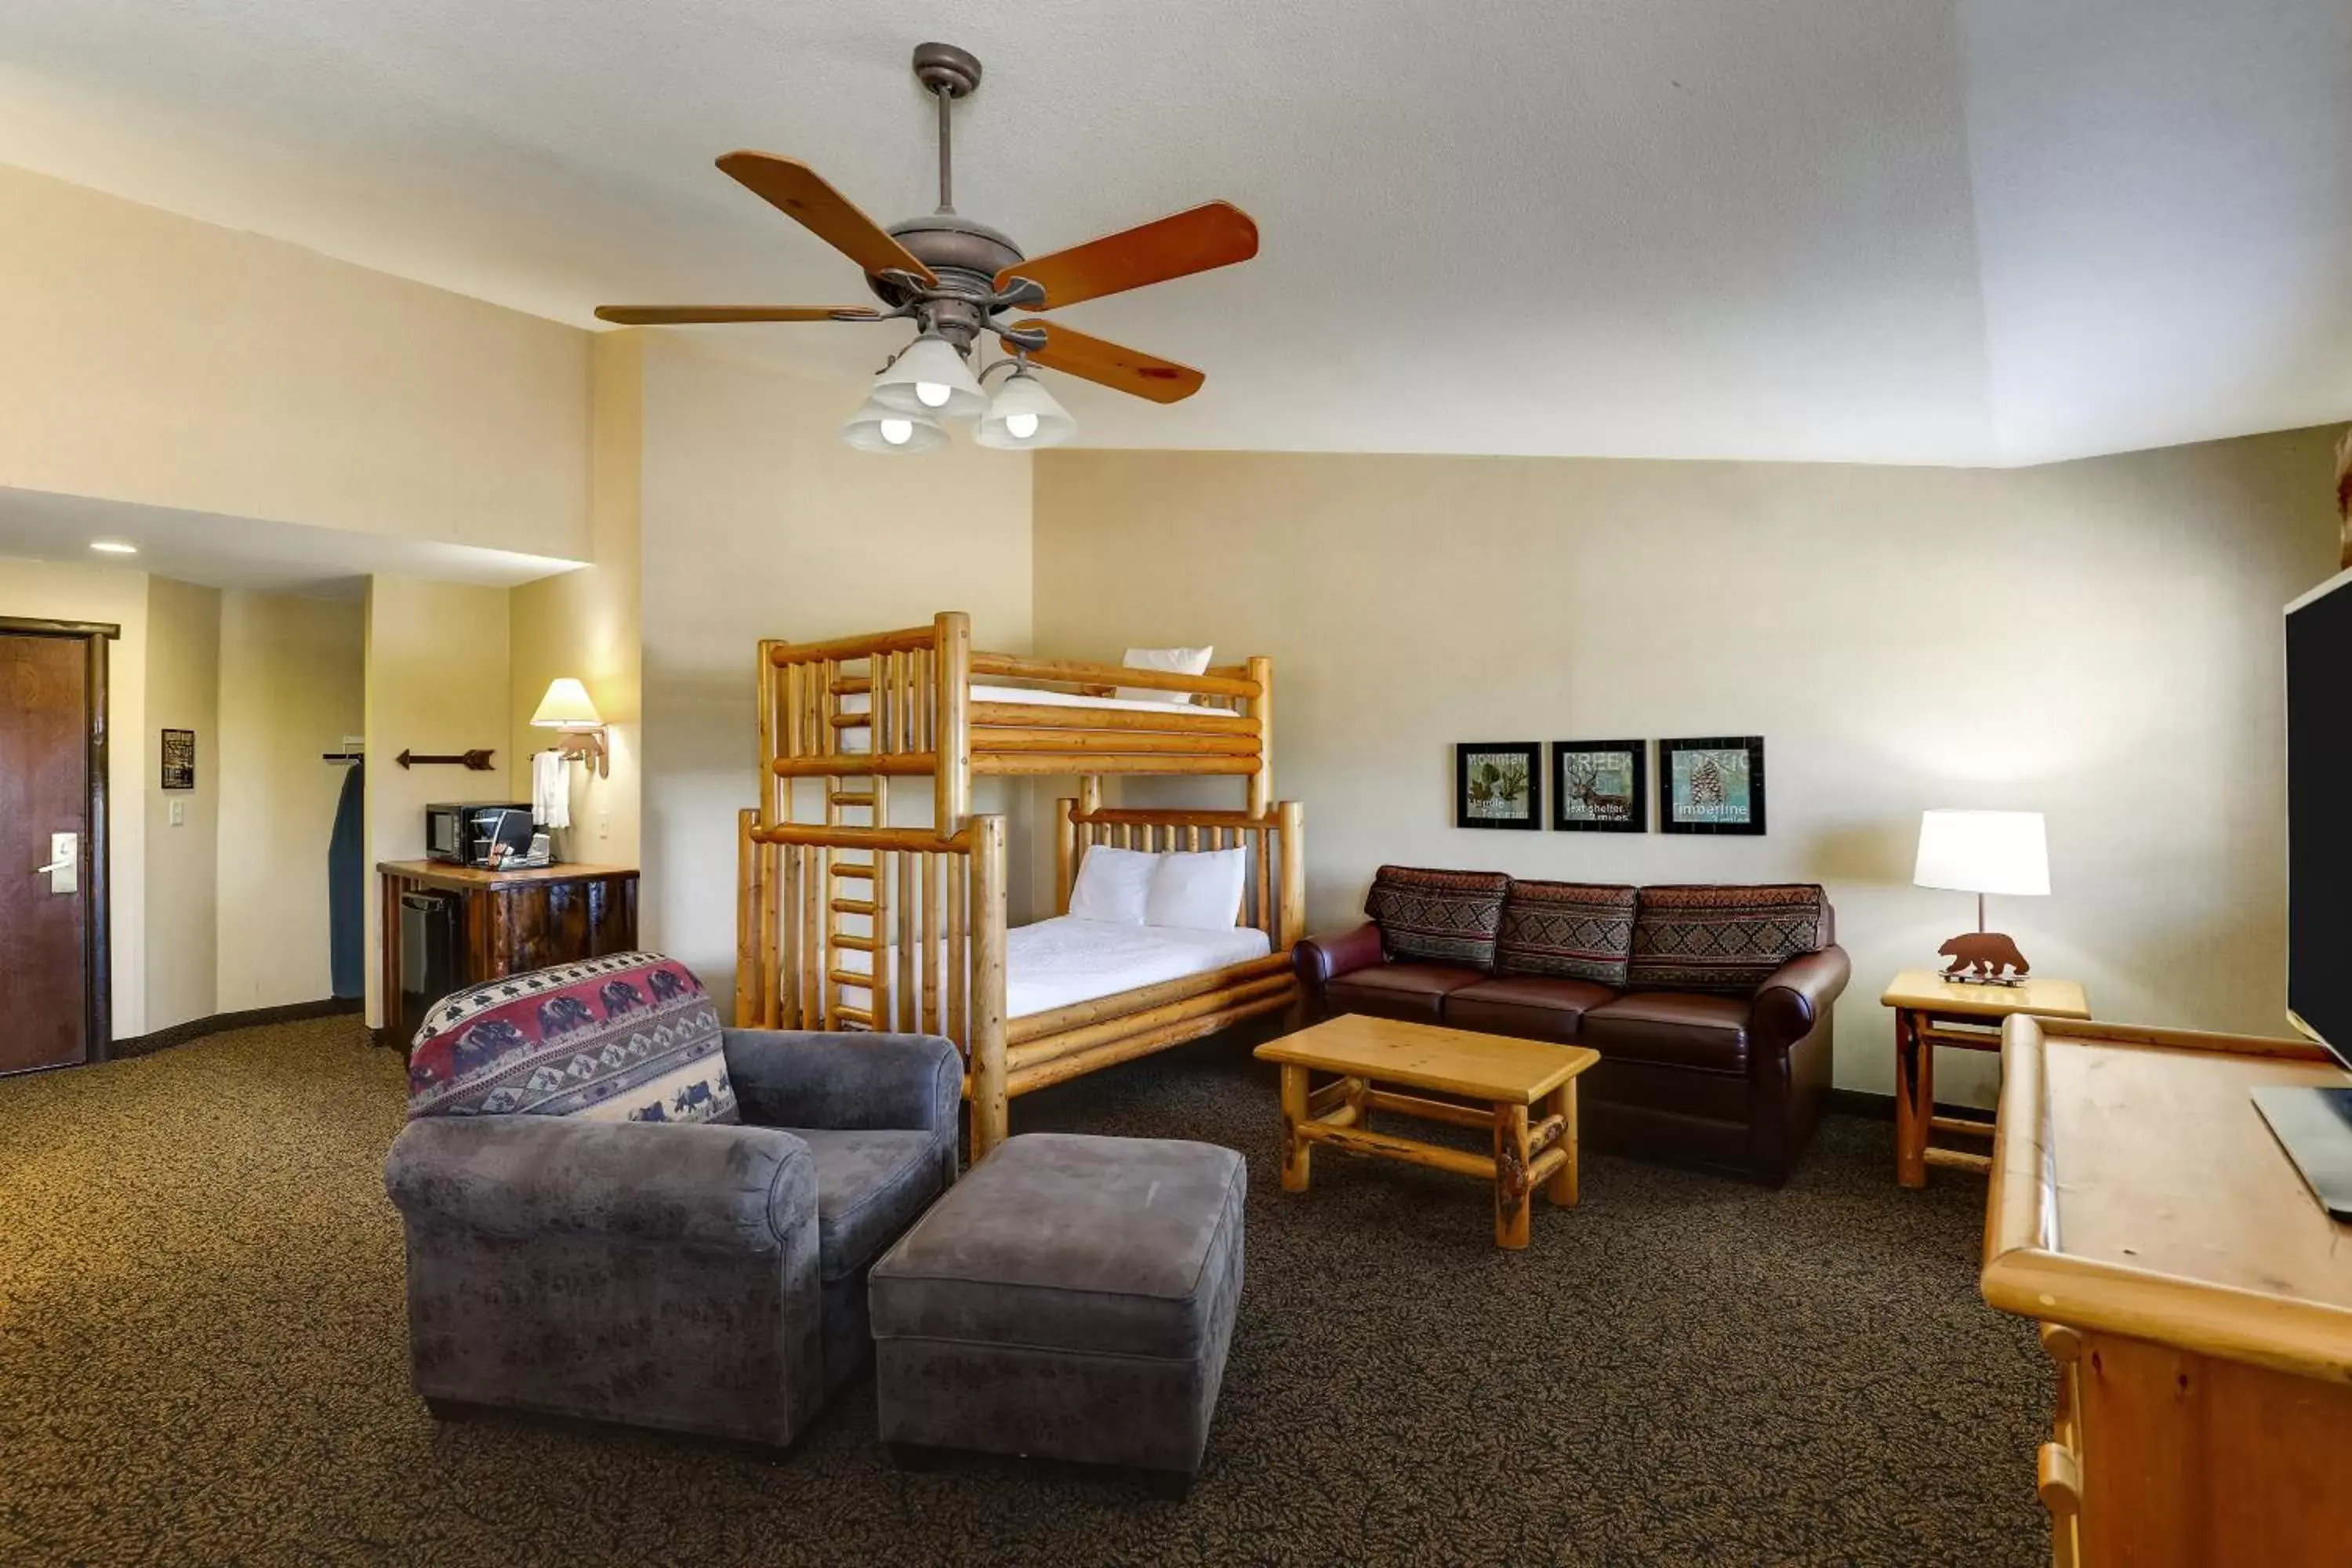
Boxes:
[1254,1014,1600,1249]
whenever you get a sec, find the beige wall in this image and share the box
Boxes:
[0,556,149,1035]
[634,334,1035,1007]
[363,576,512,1027]
[1034,429,2345,1104]
[510,333,644,869]
[141,575,220,1032]
[216,591,365,1011]
[0,162,590,560]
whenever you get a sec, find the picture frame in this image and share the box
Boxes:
[1658,735,1766,835]
[1551,740,1648,832]
[161,728,196,791]
[1454,742,1541,830]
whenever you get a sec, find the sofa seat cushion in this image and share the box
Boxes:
[1326,963,1488,1022]
[1496,881,1639,986]
[1581,993,1753,1074]
[1627,884,1831,996]
[404,952,737,1125]
[1445,975,1620,1044]
[870,1133,1245,1362]
[1365,866,1510,971]
[784,1127,944,1283]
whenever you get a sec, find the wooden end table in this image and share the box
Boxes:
[1881,967,2089,1188]
[1254,1014,1599,1249]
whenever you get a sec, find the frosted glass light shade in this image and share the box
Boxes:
[1914,809,2049,896]
[532,677,603,729]
[975,368,1076,449]
[870,334,988,419]
[840,395,948,454]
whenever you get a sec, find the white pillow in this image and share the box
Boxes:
[1145,848,1249,931]
[1068,845,1159,924]
[1116,645,1213,705]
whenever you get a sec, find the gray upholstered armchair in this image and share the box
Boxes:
[383,1029,961,1448]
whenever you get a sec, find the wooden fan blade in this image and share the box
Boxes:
[717,152,937,284]
[1000,201,1258,310]
[594,306,880,325]
[1014,320,1205,404]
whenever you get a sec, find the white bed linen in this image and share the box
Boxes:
[838,683,1200,720]
[1006,916,1272,1020]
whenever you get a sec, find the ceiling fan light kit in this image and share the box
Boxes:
[975,365,1076,450]
[840,396,949,454]
[597,42,1257,456]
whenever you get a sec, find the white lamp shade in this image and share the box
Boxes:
[1914,809,2049,896]
[532,677,603,729]
[869,334,988,419]
[840,395,949,454]
[975,369,1076,450]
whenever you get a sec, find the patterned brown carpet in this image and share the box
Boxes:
[0,1016,2049,1566]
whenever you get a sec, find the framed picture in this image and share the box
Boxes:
[160,728,196,791]
[1455,742,1541,830]
[1552,740,1647,832]
[1659,735,1766,835]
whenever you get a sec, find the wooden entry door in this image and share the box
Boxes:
[0,622,112,1074]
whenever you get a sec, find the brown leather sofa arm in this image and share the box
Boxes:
[1751,945,1852,1055]
[1294,922,1386,989]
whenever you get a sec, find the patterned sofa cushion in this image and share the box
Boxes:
[1364,866,1511,971]
[1627,884,1831,996]
[405,951,738,1124]
[1496,880,1639,985]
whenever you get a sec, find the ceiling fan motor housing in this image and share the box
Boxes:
[878,212,1025,348]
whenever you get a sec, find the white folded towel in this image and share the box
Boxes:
[532,749,571,829]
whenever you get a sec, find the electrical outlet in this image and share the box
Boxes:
[597,811,611,841]
[168,800,185,827]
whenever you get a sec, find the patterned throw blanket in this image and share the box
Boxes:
[404,951,738,1125]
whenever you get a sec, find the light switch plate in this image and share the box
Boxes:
[169,800,185,827]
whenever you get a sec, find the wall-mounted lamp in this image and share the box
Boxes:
[532,677,608,778]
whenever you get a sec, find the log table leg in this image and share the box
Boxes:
[1279,1062,1312,1193]
[1544,1080,1580,1207]
[1493,1100,1532,1250]
[1895,1005,1931,1189]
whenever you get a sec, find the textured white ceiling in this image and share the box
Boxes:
[0,1,2344,465]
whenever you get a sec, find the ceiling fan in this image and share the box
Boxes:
[597,42,1260,453]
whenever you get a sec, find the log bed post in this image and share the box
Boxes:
[934,612,971,831]
[1247,654,1273,819]
[970,812,1010,1158]
[1054,796,1078,915]
[1276,800,1306,950]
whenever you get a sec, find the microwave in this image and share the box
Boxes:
[426,802,535,867]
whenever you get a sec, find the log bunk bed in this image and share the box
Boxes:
[735,611,1304,1158]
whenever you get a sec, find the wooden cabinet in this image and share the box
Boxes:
[1984,1016,2352,1567]
[377,861,638,1046]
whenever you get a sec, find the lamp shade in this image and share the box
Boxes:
[840,394,949,454]
[869,333,988,419]
[532,677,603,729]
[1913,809,2049,896]
[975,368,1076,450]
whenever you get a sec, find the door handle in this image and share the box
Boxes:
[35,832,77,894]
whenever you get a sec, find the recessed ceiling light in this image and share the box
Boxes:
[89,540,139,555]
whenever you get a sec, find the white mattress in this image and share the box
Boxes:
[1006,916,1272,1020]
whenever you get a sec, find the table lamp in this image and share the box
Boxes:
[1913,809,2048,985]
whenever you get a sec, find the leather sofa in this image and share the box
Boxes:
[1294,869,1849,1185]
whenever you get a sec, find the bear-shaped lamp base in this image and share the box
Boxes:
[1939,930,2031,985]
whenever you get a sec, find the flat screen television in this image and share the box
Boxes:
[2273,565,2352,1218]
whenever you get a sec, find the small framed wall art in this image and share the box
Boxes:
[161,728,196,791]
[1659,735,1766,835]
[1552,740,1647,832]
[1455,742,1541,830]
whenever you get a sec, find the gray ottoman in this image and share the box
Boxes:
[869,1132,1244,1493]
